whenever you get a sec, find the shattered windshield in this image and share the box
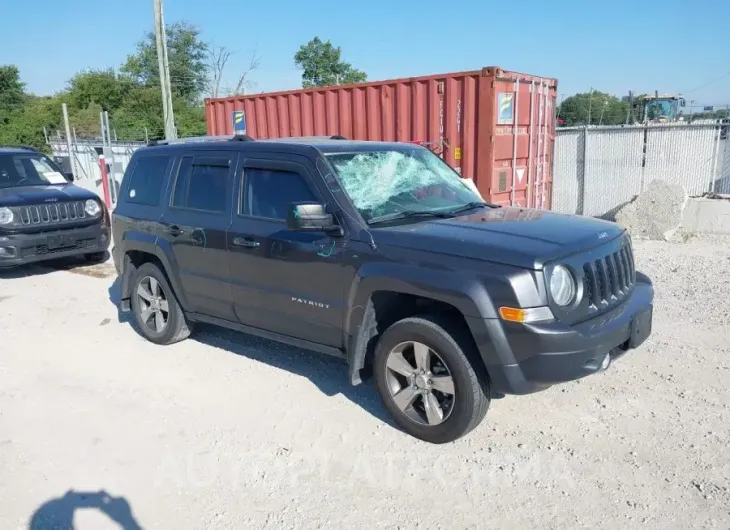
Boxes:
[325,148,482,222]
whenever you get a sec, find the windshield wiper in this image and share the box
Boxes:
[367,209,455,225]
[446,201,498,215]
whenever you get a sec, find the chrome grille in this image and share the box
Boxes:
[16,201,86,226]
[583,242,635,307]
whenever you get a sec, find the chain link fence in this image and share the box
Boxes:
[552,123,727,218]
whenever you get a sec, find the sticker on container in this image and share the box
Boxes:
[232,110,247,134]
[497,93,514,124]
[515,167,525,183]
[42,171,67,184]
[454,147,462,161]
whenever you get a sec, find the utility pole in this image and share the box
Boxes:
[626,91,634,125]
[154,0,176,139]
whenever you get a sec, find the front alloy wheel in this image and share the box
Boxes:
[373,315,490,444]
[384,341,456,426]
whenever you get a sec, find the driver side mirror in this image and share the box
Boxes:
[286,202,339,233]
[63,172,74,182]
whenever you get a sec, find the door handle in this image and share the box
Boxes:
[165,225,184,236]
[232,237,260,248]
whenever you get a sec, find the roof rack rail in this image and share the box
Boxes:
[147,134,255,147]
[329,135,347,140]
[0,144,39,152]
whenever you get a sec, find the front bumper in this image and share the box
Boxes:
[467,275,654,395]
[0,223,110,268]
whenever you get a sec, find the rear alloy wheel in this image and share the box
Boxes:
[130,262,191,345]
[136,276,170,334]
[374,315,490,444]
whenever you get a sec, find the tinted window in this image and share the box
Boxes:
[125,155,171,206]
[172,156,230,213]
[243,168,317,219]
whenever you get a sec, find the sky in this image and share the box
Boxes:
[1,0,729,107]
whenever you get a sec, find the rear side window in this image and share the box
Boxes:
[243,168,317,220]
[171,155,230,213]
[125,155,171,206]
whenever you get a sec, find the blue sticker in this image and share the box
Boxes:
[232,110,247,134]
[497,93,514,124]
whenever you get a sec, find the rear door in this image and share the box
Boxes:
[158,150,237,321]
[227,154,347,348]
[113,152,174,259]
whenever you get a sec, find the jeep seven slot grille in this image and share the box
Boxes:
[16,202,86,226]
[582,244,635,307]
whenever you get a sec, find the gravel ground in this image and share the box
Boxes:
[1,237,729,530]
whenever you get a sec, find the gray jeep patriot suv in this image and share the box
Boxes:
[111,134,654,443]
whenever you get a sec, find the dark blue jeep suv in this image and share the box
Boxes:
[0,145,111,268]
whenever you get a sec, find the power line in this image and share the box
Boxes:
[681,71,730,95]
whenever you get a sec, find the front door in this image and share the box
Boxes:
[158,151,237,321]
[228,155,347,348]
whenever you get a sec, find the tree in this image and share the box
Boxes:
[207,46,260,98]
[683,108,730,122]
[121,21,209,104]
[294,37,366,88]
[558,91,629,126]
[67,69,132,111]
[0,95,61,151]
[0,65,26,112]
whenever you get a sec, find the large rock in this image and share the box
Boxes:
[615,180,688,241]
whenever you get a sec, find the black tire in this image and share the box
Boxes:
[373,315,490,444]
[84,251,109,263]
[130,262,191,345]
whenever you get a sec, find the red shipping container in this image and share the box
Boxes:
[204,66,558,209]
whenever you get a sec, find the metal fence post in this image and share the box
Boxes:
[578,126,588,215]
[710,122,720,193]
[62,104,78,179]
[640,123,648,193]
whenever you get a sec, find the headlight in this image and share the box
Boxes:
[85,199,101,217]
[550,265,576,307]
[0,207,13,225]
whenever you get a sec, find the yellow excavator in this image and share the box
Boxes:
[627,92,685,123]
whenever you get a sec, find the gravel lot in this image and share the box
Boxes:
[1,236,729,529]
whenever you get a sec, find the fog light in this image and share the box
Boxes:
[0,246,16,257]
[100,233,108,243]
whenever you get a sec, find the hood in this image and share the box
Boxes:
[0,184,97,207]
[371,206,624,269]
